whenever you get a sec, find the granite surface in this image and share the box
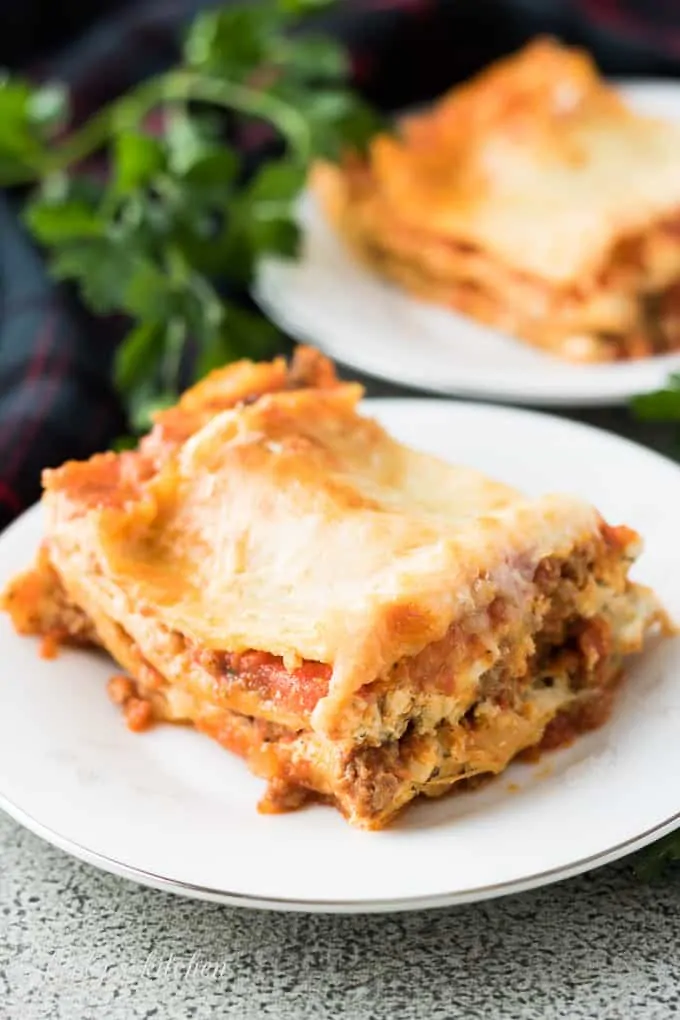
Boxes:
[2,382,680,1020]
[2,812,680,1020]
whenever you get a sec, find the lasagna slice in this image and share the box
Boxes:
[2,349,667,829]
[313,38,680,362]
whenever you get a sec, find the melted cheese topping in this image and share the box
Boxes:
[45,383,599,734]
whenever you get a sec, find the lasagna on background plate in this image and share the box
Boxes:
[313,38,680,362]
[1,349,668,829]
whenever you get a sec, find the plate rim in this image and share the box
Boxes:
[1,786,678,914]
[2,397,680,913]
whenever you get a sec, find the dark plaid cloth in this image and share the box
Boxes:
[1,0,680,530]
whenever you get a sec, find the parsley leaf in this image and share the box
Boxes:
[114,131,166,192]
[634,832,680,881]
[114,321,166,395]
[184,8,274,76]
[276,36,349,82]
[632,375,680,422]
[51,239,135,314]
[28,84,69,133]
[24,198,104,243]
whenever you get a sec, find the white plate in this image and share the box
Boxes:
[256,81,680,407]
[1,400,680,913]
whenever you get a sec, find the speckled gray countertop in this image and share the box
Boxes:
[3,812,680,1020]
[2,381,680,1020]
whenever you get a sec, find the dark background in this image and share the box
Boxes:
[1,0,679,530]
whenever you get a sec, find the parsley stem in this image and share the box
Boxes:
[162,316,186,393]
[0,70,312,187]
[189,272,224,330]
[159,72,313,164]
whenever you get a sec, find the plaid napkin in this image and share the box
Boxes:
[1,0,678,530]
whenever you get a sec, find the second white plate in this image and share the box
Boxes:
[256,81,680,407]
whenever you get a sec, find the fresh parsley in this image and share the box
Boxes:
[0,0,380,432]
[634,832,680,882]
[632,373,680,423]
